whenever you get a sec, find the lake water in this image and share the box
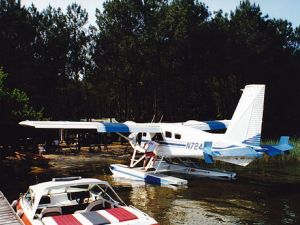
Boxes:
[1,152,300,225]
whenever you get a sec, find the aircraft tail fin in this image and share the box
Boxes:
[225,85,265,145]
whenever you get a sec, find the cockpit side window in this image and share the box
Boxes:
[175,134,181,139]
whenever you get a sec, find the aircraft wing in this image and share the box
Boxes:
[182,120,230,131]
[19,120,162,133]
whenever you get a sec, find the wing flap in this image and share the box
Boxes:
[183,120,230,131]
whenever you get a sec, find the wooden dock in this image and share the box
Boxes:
[0,191,23,225]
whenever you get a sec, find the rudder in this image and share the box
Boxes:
[225,85,265,146]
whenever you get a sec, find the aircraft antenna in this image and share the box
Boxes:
[151,114,156,123]
[159,115,164,123]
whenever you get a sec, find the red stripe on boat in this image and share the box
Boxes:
[105,208,138,222]
[52,214,83,225]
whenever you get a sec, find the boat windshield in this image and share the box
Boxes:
[23,189,34,208]
[89,184,126,206]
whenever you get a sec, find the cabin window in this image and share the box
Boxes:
[165,131,172,138]
[175,134,181,139]
[142,133,147,137]
[152,133,163,141]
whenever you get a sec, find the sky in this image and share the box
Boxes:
[21,0,300,28]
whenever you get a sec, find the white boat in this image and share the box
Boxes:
[12,177,158,225]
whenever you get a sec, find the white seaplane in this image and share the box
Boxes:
[20,85,293,186]
[12,177,159,225]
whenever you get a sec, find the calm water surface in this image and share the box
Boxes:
[1,153,300,225]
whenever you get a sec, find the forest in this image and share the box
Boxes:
[0,0,300,144]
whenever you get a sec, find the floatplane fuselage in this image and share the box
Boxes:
[131,123,257,167]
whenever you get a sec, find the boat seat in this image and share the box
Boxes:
[70,191,90,204]
[75,199,104,213]
[42,207,140,225]
[41,207,62,218]
[50,193,69,205]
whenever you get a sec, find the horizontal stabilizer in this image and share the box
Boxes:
[262,136,293,156]
[278,136,294,151]
[203,142,214,164]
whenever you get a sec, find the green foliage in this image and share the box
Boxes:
[0,68,43,121]
[290,139,300,158]
[0,0,300,139]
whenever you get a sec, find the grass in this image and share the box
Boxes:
[262,138,300,158]
[288,138,300,157]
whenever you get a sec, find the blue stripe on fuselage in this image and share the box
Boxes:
[141,140,239,150]
[213,145,239,149]
[158,141,186,147]
[141,140,185,147]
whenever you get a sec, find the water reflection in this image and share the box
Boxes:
[1,153,300,224]
[110,163,300,224]
[115,180,261,224]
[281,199,297,224]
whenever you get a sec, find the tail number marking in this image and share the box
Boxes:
[185,142,203,150]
